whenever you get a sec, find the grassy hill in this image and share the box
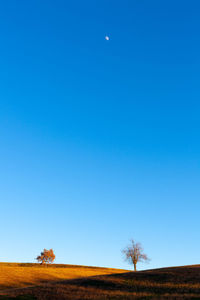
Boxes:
[0,262,126,290]
[1,263,200,299]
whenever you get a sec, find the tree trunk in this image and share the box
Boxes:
[134,263,137,271]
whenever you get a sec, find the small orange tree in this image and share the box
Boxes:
[122,239,149,271]
[36,249,56,265]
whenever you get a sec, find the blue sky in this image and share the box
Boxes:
[0,0,200,270]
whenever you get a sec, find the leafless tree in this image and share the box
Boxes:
[122,239,149,271]
[36,249,56,265]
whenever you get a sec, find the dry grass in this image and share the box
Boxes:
[1,264,200,299]
[0,263,126,291]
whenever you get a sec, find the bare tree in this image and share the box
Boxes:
[36,249,56,265]
[122,239,149,271]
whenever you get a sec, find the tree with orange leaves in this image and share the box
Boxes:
[36,249,56,265]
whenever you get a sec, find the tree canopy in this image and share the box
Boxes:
[36,249,56,265]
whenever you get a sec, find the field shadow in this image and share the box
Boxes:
[0,296,36,300]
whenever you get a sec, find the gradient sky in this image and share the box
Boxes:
[1,0,200,270]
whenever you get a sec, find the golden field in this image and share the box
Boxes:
[1,263,200,299]
[0,262,126,290]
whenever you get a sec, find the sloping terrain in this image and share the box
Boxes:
[1,264,200,299]
[0,263,126,290]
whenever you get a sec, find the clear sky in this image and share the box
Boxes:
[0,0,200,270]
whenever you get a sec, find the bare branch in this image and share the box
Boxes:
[122,239,149,271]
